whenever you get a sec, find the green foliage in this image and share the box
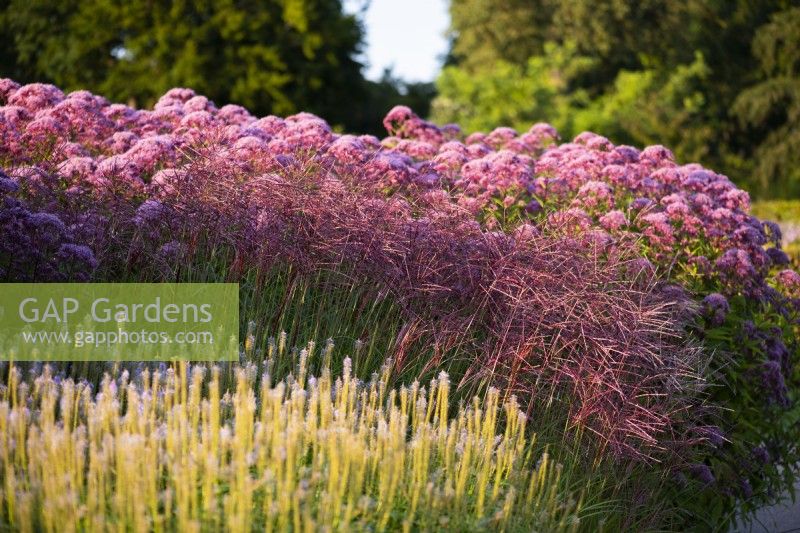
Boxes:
[733,7,800,196]
[434,41,722,169]
[438,0,798,198]
[0,0,367,129]
[751,199,800,224]
[447,0,559,70]
[573,53,716,164]
[433,42,594,134]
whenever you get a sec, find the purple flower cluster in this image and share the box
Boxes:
[702,293,730,326]
[2,80,798,306]
[0,194,97,281]
[687,463,716,486]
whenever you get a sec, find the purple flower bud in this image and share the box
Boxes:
[27,212,66,233]
[766,247,790,266]
[134,200,166,225]
[629,197,654,211]
[702,293,729,326]
[763,221,783,245]
[687,464,715,485]
[696,425,725,447]
[0,173,18,194]
[157,241,183,261]
[752,445,770,465]
[740,478,753,499]
[761,360,790,407]
[525,199,543,215]
[746,319,760,334]
[57,243,98,271]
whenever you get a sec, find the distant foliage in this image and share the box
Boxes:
[438,0,797,198]
[0,0,420,134]
[733,7,800,194]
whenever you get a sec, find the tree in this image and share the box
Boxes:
[0,0,368,129]
[733,7,800,196]
[446,0,558,71]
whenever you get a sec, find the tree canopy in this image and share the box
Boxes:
[0,0,431,134]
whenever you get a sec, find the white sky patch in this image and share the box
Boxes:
[346,0,450,83]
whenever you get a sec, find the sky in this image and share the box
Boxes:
[345,0,450,83]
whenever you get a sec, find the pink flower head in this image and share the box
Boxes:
[465,132,487,145]
[57,141,90,158]
[548,207,592,232]
[715,248,757,281]
[394,139,437,160]
[641,211,675,247]
[8,83,64,112]
[382,105,416,136]
[776,269,800,294]
[326,135,369,165]
[528,122,559,143]
[125,135,177,172]
[95,154,144,186]
[719,189,750,211]
[466,142,491,159]
[0,78,21,102]
[217,104,254,126]
[575,180,614,210]
[149,169,187,197]
[232,136,269,160]
[23,116,67,143]
[58,157,96,182]
[485,126,517,149]
[1,105,32,127]
[599,210,628,231]
[183,95,217,113]
[105,131,140,154]
[574,131,613,151]
[611,145,640,163]
[104,105,141,132]
[155,87,197,109]
[640,145,675,165]
[438,141,468,155]
[458,150,533,196]
[432,149,469,178]
[252,116,286,137]
[364,151,417,187]
[359,135,382,150]
[180,110,216,130]
[602,164,634,188]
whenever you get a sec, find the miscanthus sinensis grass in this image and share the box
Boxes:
[0,352,581,532]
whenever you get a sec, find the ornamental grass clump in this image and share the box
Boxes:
[0,353,581,532]
[127,145,706,462]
